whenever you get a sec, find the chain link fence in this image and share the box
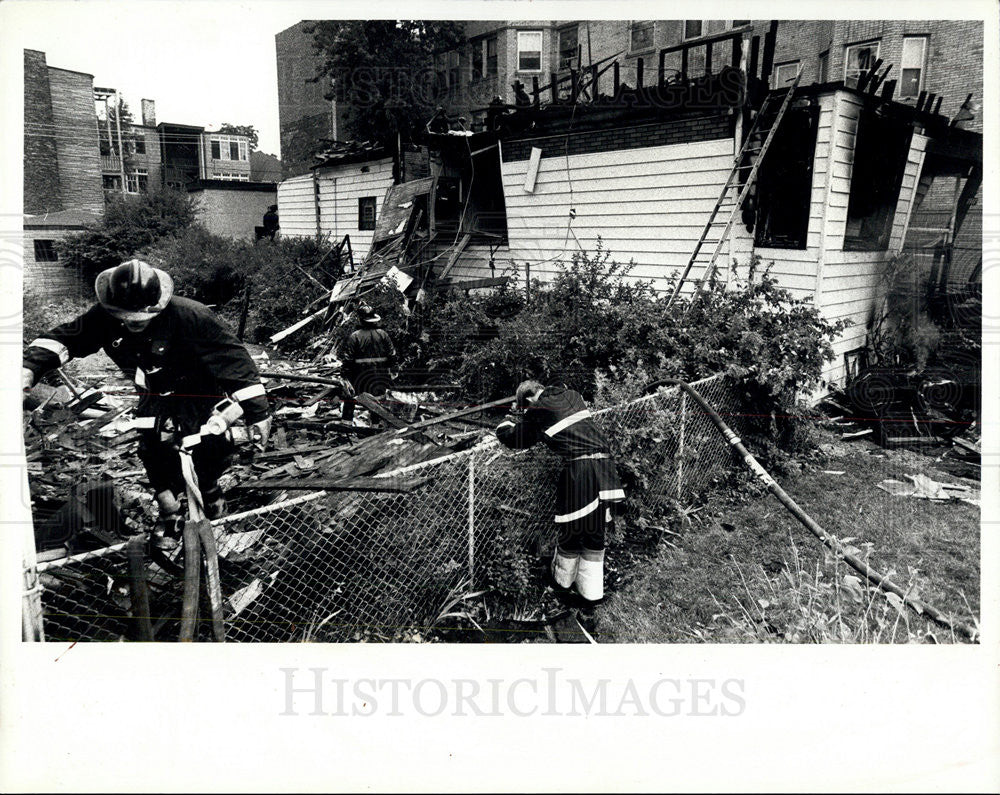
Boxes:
[27,373,747,642]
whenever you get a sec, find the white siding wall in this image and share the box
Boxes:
[500,138,737,293]
[276,174,316,239]
[813,92,928,386]
[276,157,395,261]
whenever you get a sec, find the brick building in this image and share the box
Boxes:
[23,50,104,216]
[23,50,104,296]
[276,21,348,179]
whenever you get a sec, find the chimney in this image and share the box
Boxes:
[141,98,156,126]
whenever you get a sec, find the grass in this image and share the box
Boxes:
[591,427,980,644]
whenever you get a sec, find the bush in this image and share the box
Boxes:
[142,229,332,342]
[57,189,197,281]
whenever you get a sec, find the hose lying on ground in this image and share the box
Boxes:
[644,378,980,642]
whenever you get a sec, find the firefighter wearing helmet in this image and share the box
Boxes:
[22,259,272,549]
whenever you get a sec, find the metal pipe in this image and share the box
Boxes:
[644,377,979,641]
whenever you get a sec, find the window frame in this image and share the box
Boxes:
[471,37,484,81]
[683,20,704,40]
[33,239,58,263]
[843,40,881,89]
[773,61,800,87]
[818,50,829,83]
[211,140,221,160]
[558,24,579,71]
[898,35,928,99]
[486,36,498,77]
[358,196,377,231]
[516,30,543,73]
[630,20,655,53]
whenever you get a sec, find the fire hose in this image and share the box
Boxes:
[644,378,979,642]
[174,405,236,643]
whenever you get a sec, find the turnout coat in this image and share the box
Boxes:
[23,296,269,433]
[495,386,625,535]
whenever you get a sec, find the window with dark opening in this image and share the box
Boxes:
[229,141,240,160]
[211,140,221,159]
[753,102,820,249]
[33,240,58,263]
[844,104,913,251]
[684,21,703,39]
[486,37,498,76]
[471,38,484,80]
[559,25,579,71]
[358,196,377,230]
[134,136,146,155]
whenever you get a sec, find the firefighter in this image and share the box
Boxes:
[22,259,272,549]
[495,380,625,604]
[338,303,396,423]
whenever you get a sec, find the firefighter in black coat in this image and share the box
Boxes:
[338,303,397,422]
[22,260,272,548]
[495,380,625,603]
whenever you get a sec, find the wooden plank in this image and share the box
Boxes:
[355,392,410,429]
[436,233,472,281]
[397,395,515,436]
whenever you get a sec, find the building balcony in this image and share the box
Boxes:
[101,155,122,172]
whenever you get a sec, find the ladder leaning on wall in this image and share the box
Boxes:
[666,65,804,310]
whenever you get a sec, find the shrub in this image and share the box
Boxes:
[142,229,332,342]
[57,189,197,281]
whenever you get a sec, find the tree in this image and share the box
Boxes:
[309,20,464,143]
[218,123,259,152]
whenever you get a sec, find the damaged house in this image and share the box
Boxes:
[276,24,982,388]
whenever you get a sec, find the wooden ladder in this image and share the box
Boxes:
[666,65,804,309]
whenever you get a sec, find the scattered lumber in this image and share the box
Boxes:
[396,395,515,437]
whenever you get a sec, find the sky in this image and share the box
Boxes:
[3,0,312,155]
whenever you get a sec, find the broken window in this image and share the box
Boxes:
[559,25,579,71]
[631,21,654,51]
[899,36,927,99]
[33,239,58,263]
[753,102,820,249]
[844,104,913,251]
[844,40,880,88]
[358,196,377,231]
[517,31,542,72]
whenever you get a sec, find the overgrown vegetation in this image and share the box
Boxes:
[57,189,197,282]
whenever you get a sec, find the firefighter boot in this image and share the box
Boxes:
[201,484,227,520]
[551,547,580,590]
[151,490,182,551]
[574,548,605,604]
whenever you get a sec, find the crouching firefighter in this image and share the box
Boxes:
[495,380,625,604]
[22,260,272,549]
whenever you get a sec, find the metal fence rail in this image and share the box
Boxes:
[27,373,746,642]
